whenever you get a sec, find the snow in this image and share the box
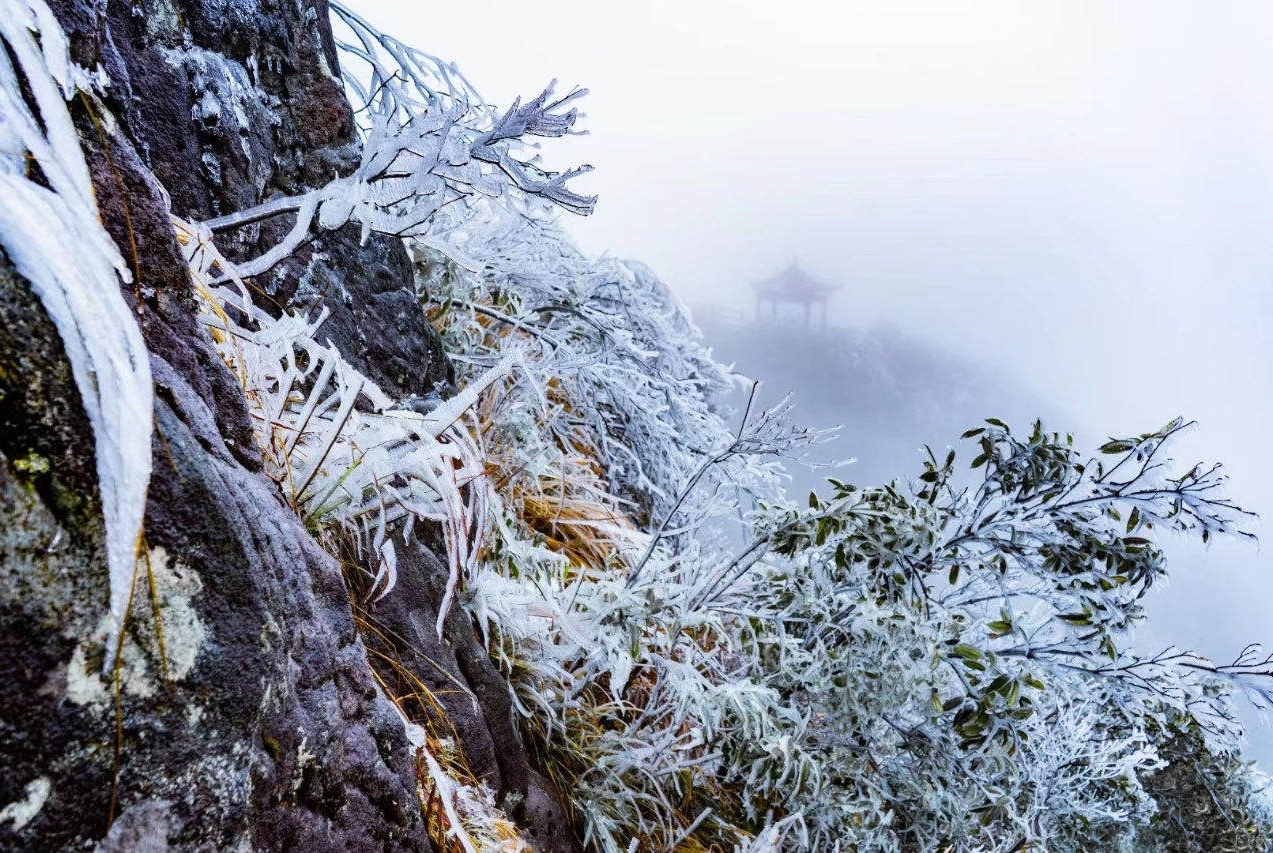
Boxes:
[0,777,51,832]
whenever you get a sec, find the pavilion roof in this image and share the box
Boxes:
[753,260,837,301]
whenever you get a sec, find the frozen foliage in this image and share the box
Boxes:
[174,216,541,847]
[417,215,802,526]
[405,110,1273,853]
[0,0,152,667]
[429,223,1273,847]
[197,2,595,280]
[415,214,838,849]
[174,7,1273,850]
[396,717,531,853]
[7,0,1268,847]
[175,217,507,634]
[744,418,1272,848]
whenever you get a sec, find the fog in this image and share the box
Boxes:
[347,0,1273,759]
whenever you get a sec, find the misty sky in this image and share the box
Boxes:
[347,0,1273,752]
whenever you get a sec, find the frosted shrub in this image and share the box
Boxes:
[167,7,1273,850]
[744,419,1270,848]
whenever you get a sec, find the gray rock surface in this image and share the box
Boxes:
[0,0,575,848]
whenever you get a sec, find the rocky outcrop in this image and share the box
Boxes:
[0,0,572,848]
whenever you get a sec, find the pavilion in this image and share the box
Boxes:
[753,259,837,330]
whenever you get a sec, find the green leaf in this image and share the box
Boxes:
[953,643,982,661]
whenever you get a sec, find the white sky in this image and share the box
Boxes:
[346,0,1273,754]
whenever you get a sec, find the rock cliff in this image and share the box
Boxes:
[0,1,574,848]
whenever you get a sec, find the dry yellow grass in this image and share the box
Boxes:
[422,290,765,850]
[349,573,532,853]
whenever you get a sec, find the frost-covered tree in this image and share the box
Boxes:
[409,207,1273,848]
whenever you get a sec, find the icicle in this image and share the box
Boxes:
[0,0,153,670]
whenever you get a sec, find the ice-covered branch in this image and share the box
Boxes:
[199,4,596,279]
[176,217,504,636]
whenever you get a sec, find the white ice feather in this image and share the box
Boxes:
[0,0,152,670]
